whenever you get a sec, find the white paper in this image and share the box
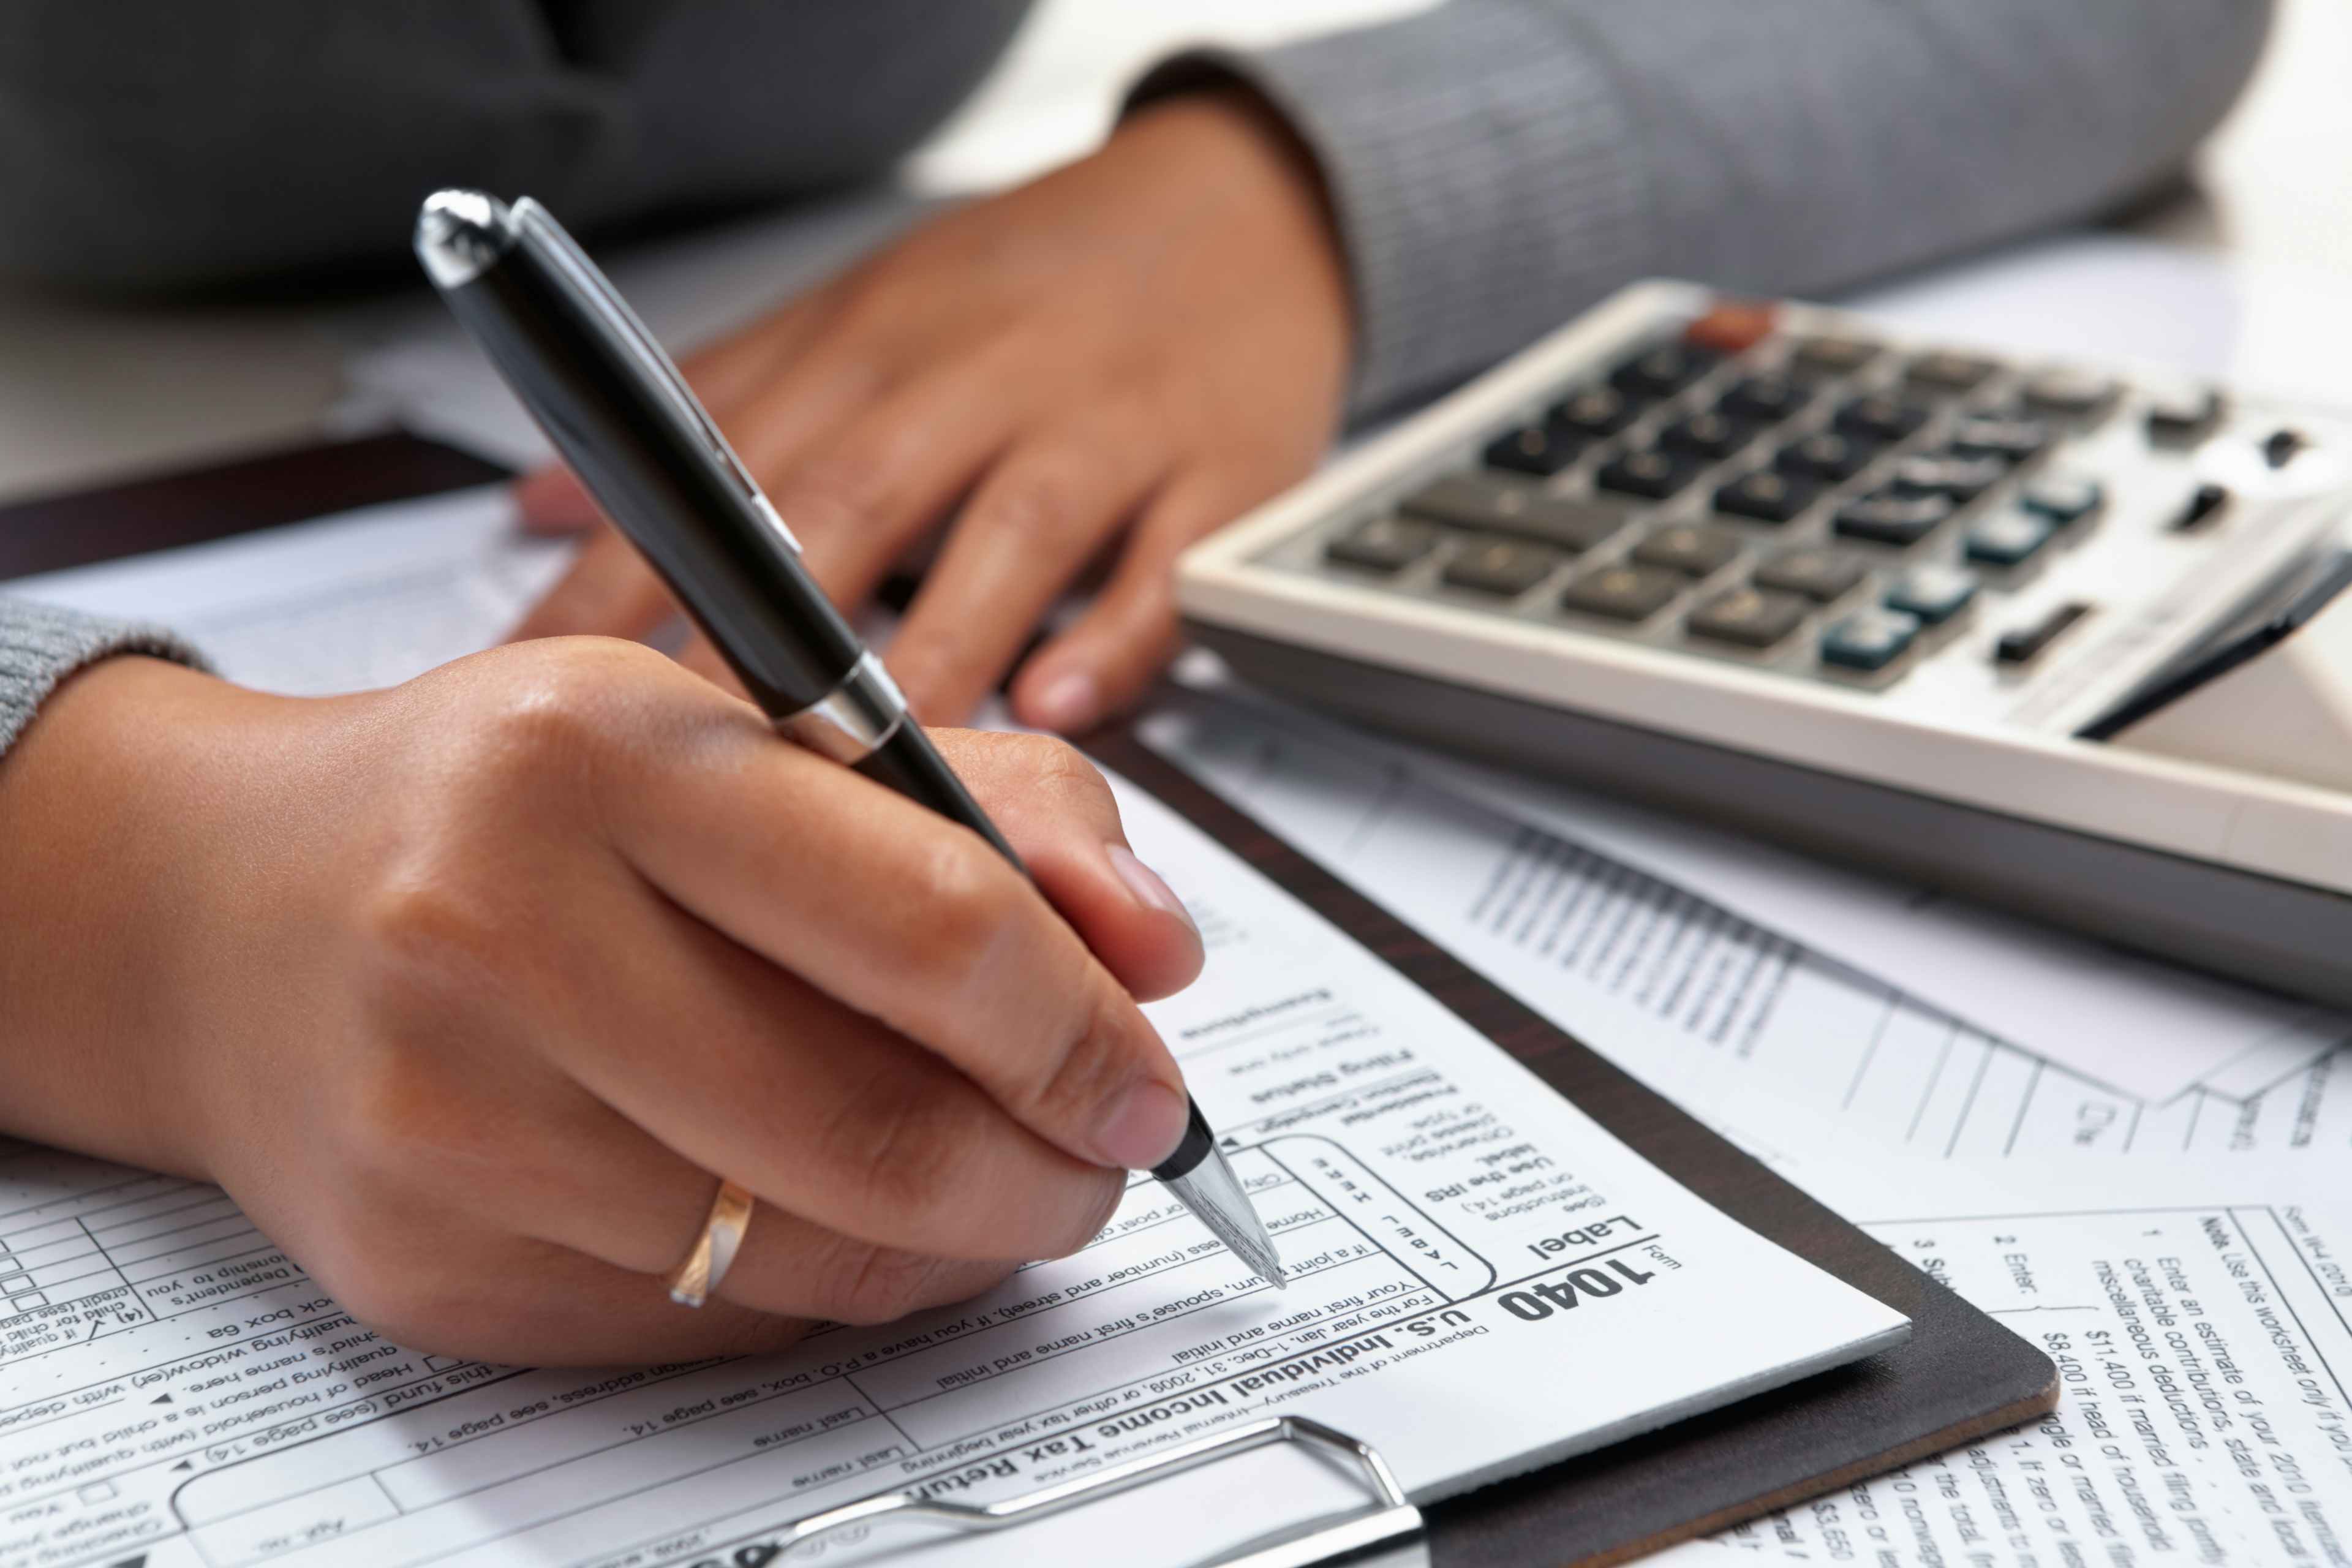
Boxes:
[4,487,569,696]
[1663,1154,2352,1566]
[0,774,1905,1568]
[1139,695,2352,1162]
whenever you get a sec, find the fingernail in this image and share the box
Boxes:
[1098,1079,1188,1170]
[1108,845,1196,934]
[1030,671,1099,733]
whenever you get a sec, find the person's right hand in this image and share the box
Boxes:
[0,639,1205,1365]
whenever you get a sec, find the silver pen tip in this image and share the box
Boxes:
[1163,1143,1287,1289]
[415,189,515,288]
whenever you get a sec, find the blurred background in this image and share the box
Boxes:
[1,0,2345,505]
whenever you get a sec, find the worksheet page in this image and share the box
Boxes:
[1142,698,2352,1160]
[1667,1155,2352,1567]
[0,759,1906,1567]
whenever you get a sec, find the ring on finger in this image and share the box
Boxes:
[666,1178,755,1308]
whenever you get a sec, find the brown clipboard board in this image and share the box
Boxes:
[0,432,2058,1567]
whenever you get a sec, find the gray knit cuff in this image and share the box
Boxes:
[0,597,213,755]
[1132,5,1654,417]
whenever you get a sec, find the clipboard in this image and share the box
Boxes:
[0,432,2059,1568]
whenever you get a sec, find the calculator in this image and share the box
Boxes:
[1176,281,2352,1004]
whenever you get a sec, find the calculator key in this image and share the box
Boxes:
[1484,421,1586,478]
[1657,411,1758,461]
[1631,522,1744,577]
[1834,490,1953,546]
[1716,374,1810,426]
[1596,447,1706,500]
[2020,366,2116,419]
[2018,472,2104,523]
[1883,564,1979,624]
[2262,428,2310,469]
[1963,505,2056,567]
[1752,546,1867,602]
[1686,586,1811,649]
[1325,516,1441,573]
[1994,601,2091,666]
[1902,352,1998,396]
[1561,563,1684,622]
[2146,387,2224,447]
[1684,300,1780,355]
[1820,608,1920,671]
[1888,450,2008,503]
[1834,394,1933,445]
[2171,481,2231,532]
[1400,473,1630,551]
[1610,343,1718,401]
[1716,469,1824,524]
[1551,386,1641,439]
[1774,431,1879,483]
[1441,535,1567,596]
[1946,415,2051,465]
[1789,336,1881,379]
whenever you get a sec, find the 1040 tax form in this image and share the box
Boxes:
[0,769,1908,1568]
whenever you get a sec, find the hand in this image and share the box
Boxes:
[511,87,1351,729]
[0,643,1204,1364]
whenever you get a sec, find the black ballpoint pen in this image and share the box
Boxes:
[413,189,1283,1289]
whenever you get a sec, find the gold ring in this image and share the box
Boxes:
[666,1178,754,1308]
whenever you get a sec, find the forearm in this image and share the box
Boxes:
[1160,0,2273,415]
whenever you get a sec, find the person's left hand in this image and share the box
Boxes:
[508,87,1352,730]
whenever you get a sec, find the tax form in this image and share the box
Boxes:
[0,502,1909,1568]
[0,782,1905,1568]
[1670,1154,2352,1567]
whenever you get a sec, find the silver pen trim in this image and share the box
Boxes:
[1162,1144,1287,1289]
[774,650,908,764]
[414,189,514,288]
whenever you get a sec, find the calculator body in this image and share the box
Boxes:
[1176,282,2352,1003]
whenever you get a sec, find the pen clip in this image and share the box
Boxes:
[510,197,802,552]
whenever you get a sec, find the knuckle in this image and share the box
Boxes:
[828,1084,971,1225]
[290,1208,477,1355]
[978,459,1094,546]
[903,834,1019,982]
[1017,736,1115,818]
[428,640,662,802]
[820,1242,952,1326]
[1025,989,1147,1131]
[771,448,897,531]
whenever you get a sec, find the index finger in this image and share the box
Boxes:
[602,691,1196,1177]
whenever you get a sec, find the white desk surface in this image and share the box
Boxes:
[0,0,2345,507]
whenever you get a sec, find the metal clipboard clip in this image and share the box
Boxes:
[765,1414,1428,1567]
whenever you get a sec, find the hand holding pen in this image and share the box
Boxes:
[416,189,1284,1302]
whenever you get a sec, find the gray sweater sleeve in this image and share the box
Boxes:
[1158,0,2272,415]
[0,599,212,755]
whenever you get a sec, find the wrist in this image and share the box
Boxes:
[0,657,277,1175]
[1115,83,1350,323]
